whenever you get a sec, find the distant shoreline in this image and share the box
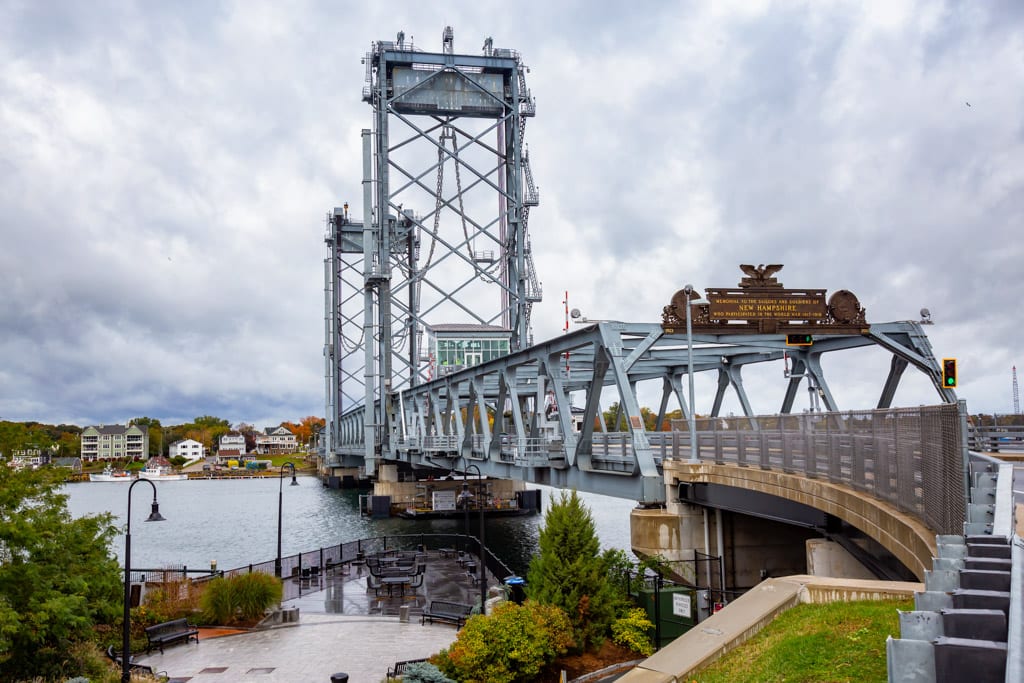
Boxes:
[68,470,317,483]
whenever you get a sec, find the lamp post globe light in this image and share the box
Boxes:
[122,479,166,683]
[275,462,299,579]
[683,285,709,464]
[460,462,487,615]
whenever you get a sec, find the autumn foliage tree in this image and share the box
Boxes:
[280,416,325,447]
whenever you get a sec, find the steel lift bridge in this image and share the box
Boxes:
[322,29,957,505]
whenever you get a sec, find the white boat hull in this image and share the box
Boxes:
[137,472,188,481]
[89,473,133,482]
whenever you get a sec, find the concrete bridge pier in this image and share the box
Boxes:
[320,466,362,488]
[631,502,821,591]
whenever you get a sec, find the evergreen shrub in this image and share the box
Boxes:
[400,660,455,682]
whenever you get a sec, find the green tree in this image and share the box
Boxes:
[0,466,121,679]
[130,417,163,457]
[602,402,626,431]
[58,430,82,458]
[0,421,32,459]
[526,489,620,650]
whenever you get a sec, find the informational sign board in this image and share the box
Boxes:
[672,592,692,619]
[433,490,457,511]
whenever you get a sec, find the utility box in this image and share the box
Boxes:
[638,585,697,648]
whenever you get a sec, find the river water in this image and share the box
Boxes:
[64,478,637,577]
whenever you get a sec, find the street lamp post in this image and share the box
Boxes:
[122,479,166,683]
[684,284,709,464]
[275,462,299,579]
[461,463,487,614]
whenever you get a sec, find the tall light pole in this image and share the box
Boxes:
[460,463,487,614]
[684,284,709,464]
[122,479,165,683]
[275,462,299,578]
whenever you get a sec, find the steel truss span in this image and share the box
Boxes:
[328,320,958,504]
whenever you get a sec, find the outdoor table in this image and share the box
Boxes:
[380,575,413,597]
[439,548,456,558]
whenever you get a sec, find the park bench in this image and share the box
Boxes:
[144,617,199,654]
[420,600,473,628]
[387,657,428,677]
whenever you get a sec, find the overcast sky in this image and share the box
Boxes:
[2,1,1022,429]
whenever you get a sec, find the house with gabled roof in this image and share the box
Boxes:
[254,426,297,455]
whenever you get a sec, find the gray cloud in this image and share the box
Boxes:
[1,1,1021,428]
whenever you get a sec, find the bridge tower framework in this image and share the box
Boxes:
[324,28,541,470]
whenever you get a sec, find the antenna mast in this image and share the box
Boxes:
[1014,365,1020,414]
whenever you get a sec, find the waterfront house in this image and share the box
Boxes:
[80,424,149,462]
[11,447,56,469]
[219,432,246,455]
[169,438,205,460]
[254,426,297,454]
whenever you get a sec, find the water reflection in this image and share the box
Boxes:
[64,478,636,575]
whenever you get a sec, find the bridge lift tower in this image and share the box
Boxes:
[324,28,541,472]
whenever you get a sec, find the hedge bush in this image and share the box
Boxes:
[434,600,573,683]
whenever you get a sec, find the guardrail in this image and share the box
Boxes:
[968,424,1024,452]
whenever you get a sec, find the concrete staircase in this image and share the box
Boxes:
[887,462,1018,682]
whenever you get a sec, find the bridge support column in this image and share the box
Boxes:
[633,503,820,589]
[630,503,708,584]
[320,467,362,489]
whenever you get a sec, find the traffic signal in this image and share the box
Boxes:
[942,358,957,388]
[786,334,813,347]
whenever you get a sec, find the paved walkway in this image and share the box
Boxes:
[137,613,460,682]
[135,550,485,682]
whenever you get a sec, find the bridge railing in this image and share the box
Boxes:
[659,403,967,535]
[968,423,1024,452]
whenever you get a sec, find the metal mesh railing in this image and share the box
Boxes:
[663,403,967,535]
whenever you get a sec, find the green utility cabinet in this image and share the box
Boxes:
[638,586,698,648]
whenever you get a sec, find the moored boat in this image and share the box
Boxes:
[137,456,188,481]
[89,465,133,482]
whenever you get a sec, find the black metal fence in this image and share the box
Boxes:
[615,552,740,649]
[217,533,516,590]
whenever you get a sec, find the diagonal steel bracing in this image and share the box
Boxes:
[329,320,956,504]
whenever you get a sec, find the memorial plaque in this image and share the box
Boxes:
[708,292,826,321]
[661,265,868,335]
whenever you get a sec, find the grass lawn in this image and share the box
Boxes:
[691,598,911,683]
